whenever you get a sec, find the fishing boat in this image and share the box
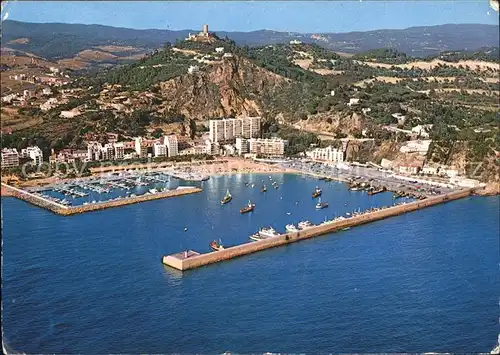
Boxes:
[240,200,255,214]
[220,189,232,205]
[315,197,328,209]
[285,224,299,233]
[209,239,224,251]
[312,186,322,198]
[261,185,267,192]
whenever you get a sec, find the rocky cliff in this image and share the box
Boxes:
[157,56,289,119]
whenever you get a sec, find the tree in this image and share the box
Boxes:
[189,119,197,140]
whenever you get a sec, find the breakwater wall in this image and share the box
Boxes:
[163,188,474,271]
[1,183,202,216]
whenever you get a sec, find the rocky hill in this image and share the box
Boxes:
[156,56,288,119]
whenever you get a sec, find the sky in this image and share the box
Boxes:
[1,1,498,33]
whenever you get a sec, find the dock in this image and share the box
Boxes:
[2,183,202,216]
[162,188,475,271]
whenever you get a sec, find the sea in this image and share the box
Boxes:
[2,173,499,353]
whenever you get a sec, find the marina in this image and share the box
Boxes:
[2,170,203,215]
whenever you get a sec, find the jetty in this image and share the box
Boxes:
[163,188,475,271]
[2,183,201,216]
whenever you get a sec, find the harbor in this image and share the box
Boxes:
[1,170,203,215]
[163,187,476,271]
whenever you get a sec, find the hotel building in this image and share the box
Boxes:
[306,146,344,163]
[249,138,287,157]
[209,117,261,143]
[1,148,20,168]
[21,146,44,166]
[164,135,178,157]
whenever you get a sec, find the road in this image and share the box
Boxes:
[280,159,457,196]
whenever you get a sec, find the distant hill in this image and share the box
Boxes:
[2,20,499,60]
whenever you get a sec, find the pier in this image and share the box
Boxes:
[2,183,202,216]
[162,188,476,271]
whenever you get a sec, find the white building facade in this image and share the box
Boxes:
[22,146,44,166]
[1,148,20,168]
[164,135,178,157]
[209,117,261,143]
[249,138,286,156]
[306,146,344,163]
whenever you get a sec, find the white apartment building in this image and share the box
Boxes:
[209,120,225,143]
[235,137,249,155]
[134,137,148,158]
[101,143,114,161]
[241,117,261,139]
[306,146,344,163]
[21,146,43,166]
[153,142,167,157]
[114,143,125,160]
[205,139,220,155]
[223,119,234,141]
[164,135,178,157]
[87,141,102,161]
[249,138,286,157]
[209,117,261,143]
[1,148,20,168]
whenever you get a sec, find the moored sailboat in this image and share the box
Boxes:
[220,189,232,205]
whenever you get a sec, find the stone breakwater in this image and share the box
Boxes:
[1,183,202,216]
[163,188,475,271]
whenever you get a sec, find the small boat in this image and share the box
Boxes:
[261,185,267,192]
[209,239,224,251]
[342,227,351,231]
[184,227,188,232]
[244,182,250,187]
[285,224,299,233]
[220,189,232,205]
[286,212,291,215]
[251,183,255,188]
[258,227,280,238]
[298,220,314,230]
[316,197,328,210]
[312,186,322,198]
[240,200,255,214]
[249,233,265,241]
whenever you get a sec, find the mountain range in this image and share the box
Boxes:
[2,20,499,60]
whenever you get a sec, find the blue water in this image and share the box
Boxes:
[2,173,499,353]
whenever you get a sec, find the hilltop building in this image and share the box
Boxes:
[185,24,217,43]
